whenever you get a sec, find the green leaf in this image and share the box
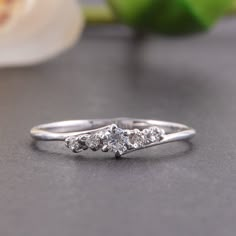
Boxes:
[107,0,234,35]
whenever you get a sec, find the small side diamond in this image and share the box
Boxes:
[86,134,102,151]
[65,136,82,153]
[98,129,111,143]
[127,129,144,149]
[98,129,111,152]
[142,126,163,144]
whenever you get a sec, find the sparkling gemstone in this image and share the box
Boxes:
[86,134,101,150]
[98,129,111,143]
[127,129,144,149]
[142,127,161,144]
[65,136,81,153]
[106,126,128,156]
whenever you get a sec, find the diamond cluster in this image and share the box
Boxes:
[65,124,164,157]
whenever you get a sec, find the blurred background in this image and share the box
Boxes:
[0,1,236,236]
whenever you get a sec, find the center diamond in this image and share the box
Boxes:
[106,125,129,157]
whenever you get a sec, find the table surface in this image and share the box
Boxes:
[0,18,236,236]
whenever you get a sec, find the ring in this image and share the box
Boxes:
[30,118,196,157]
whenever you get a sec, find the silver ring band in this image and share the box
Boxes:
[30,118,196,157]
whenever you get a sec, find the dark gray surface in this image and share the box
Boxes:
[0,19,236,236]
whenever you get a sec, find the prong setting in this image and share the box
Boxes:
[101,145,109,152]
[65,124,164,157]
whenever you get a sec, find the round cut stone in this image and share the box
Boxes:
[98,129,111,143]
[86,134,101,150]
[142,127,161,144]
[127,129,144,149]
[65,136,81,153]
[107,127,128,157]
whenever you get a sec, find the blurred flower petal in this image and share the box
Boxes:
[0,0,84,67]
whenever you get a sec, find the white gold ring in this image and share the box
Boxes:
[30,118,196,157]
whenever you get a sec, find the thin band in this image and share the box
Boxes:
[30,118,196,157]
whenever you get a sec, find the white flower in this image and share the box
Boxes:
[0,0,84,67]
